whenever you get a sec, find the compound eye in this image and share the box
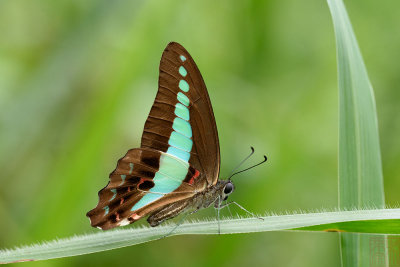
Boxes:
[224,182,234,195]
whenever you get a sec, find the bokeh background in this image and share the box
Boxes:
[1,0,399,266]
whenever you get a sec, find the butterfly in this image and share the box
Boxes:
[87,42,264,230]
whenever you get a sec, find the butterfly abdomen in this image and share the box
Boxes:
[147,199,190,227]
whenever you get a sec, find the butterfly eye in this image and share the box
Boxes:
[224,182,234,195]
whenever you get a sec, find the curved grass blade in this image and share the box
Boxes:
[1,209,400,264]
[328,0,384,212]
[327,0,386,266]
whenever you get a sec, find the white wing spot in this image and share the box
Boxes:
[119,218,130,226]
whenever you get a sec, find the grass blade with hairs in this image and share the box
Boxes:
[1,209,400,264]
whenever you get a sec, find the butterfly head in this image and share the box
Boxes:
[222,181,235,201]
[217,180,235,201]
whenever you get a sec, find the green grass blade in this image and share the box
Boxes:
[327,0,384,210]
[295,219,400,234]
[1,209,400,264]
[327,0,386,266]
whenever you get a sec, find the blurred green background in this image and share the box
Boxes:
[1,0,399,266]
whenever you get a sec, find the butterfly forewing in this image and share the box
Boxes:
[141,42,220,185]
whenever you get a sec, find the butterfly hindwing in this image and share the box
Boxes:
[87,148,199,230]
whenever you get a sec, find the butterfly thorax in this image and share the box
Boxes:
[191,180,232,209]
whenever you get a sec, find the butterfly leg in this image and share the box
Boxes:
[215,196,221,234]
[218,201,264,221]
[225,200,233,218]
[160,208,200,239]
[160,213,189,239]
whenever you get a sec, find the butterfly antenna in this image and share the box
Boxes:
[228,147,255,178]
[228,155,268,180]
